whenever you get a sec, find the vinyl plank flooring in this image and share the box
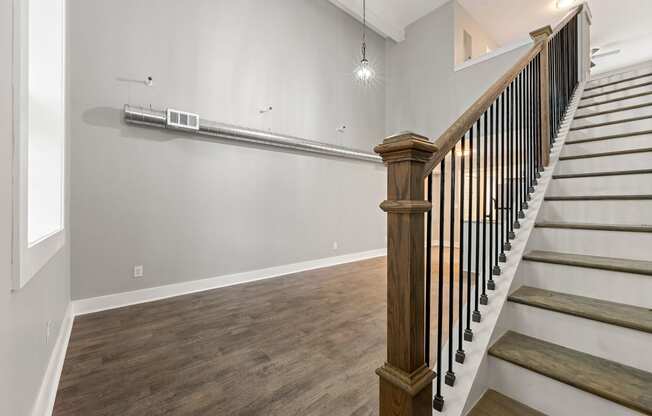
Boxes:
[54,248,466,416]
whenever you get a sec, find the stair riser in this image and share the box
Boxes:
[539,199,652,226]
[519,260,652,308]
[555,152,652,175]
[506,302,652,372]
[568,118,652,139]
[581,84,652,106]
[562,134,652,156]
[488,358,643,416]
[587,67,652,89]
[548,174,652,196]
[576,95,652,116]
[572,106,652,128]
[585,75,652,95]
[575,95,652,120]
[528,227,652,260]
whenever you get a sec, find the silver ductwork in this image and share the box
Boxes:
[123,105,382,164]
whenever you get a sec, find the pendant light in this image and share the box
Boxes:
[355,0,375,84]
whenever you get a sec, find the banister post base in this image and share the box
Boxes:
[377,364,435,416]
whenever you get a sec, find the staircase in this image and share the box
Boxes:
[470,65,652,415]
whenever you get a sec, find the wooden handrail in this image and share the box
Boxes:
[551,4,584,36]
[421,42,544,178]
[421,4,585,179]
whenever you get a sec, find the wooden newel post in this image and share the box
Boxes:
[374,133,438,416]
[530,25,553,168]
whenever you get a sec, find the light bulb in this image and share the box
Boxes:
[355,59,375,83]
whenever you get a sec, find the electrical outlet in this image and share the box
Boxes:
[332,241,338,250]
[45,320,51,344]
[133,265,144,278]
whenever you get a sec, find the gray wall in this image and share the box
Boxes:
[385,0,529,244]
[69,0,388,300]
[385,1,530,140]
[0,0,71,414]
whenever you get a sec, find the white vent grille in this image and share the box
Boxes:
[166,109,199,131]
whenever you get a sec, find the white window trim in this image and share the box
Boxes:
[11,0,67,290]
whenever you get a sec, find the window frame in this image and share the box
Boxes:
[11,0,67,290]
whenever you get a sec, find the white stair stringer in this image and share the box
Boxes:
[439,82,586,416]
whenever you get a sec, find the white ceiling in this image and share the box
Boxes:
[331,0,652,73]
[328,0,450,42]
[583,0,652,74]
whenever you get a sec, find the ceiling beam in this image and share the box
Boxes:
[328,0,406,42]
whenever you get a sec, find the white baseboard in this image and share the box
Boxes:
[73,247,387,316]
[31,302,74,416]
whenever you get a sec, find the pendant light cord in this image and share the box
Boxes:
[361,0,367,60]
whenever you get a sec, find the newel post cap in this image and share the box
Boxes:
[530,25,553,42]
[374,131,438,164]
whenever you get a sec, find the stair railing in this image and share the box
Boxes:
[374,5,583,415]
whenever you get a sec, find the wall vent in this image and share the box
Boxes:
[166,109,199,131]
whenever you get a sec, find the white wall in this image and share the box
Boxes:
[69,0,388,300]
[454,1,499,65]
[0,0,71,414]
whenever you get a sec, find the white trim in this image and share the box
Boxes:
[454,38,533,72]
[31,303,74,416]
[73,248,387,316]
[12,0,67,290]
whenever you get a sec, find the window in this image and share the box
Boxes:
[12,0,66,289]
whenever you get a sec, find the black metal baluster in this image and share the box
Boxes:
[534,54,541,179]
[515,73,523,227]
[531,59,537,188]
[523,65,534,198]
[426,173,432,367]
[523,65,529,203]
[548,40,553,146]
[473,118,482,323]
[457,135,467,361]
[557,33,562,134]
[509,82,516,240]
[535,54,542,176]
[464,127,474,341]
[446,148,456,387]
[487,104,495,290]
[522,69,528,211]
[501,89,510,257]
[480,112,488,306]
[434,160,445,411]
[493,97,501,275]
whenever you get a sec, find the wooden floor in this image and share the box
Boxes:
[54,248,465,416]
